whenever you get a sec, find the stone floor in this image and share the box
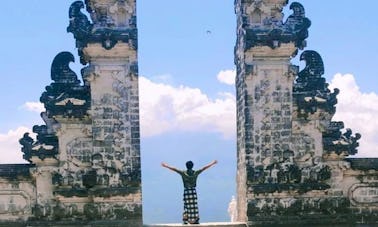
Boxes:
[144,222,247,227]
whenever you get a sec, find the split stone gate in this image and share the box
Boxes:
[0,0,378,226]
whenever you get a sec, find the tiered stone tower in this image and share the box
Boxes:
[235,0,378,226]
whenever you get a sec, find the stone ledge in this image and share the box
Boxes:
[144,222,247,227]
[0,220,142,227]
[0,164,33,179]
[347,158,378,171]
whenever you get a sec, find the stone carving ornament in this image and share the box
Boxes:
[294,50,340,116]
[40,52,90,119]
[19,125,59,162]
[67,1,93,43]
[243,2,311,49]
[68,0,137,51]
[292,50,361,156]
[323,122,361,156]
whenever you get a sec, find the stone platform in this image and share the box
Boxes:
[145,222,247,227]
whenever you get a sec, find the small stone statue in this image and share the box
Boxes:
[161,160,217,225]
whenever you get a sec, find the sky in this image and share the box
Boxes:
[0,0,378,224]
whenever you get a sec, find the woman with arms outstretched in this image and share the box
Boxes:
[161,160,218,224]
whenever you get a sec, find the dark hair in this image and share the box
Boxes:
[186,161,194,170]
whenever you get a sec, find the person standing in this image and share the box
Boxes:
[161,160,218,224]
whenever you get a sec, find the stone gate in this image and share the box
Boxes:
[0,0,378,226]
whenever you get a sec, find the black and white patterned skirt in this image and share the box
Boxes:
[183,187,199,224]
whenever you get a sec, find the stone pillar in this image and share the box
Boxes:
[243,44,297,169]
[30,158,58,218]
[83,43,141,190]
[81,0,142,224]
[32,164,56,205]
[235,45,298,222]
[61,0,141,224]
[235,0,310,224]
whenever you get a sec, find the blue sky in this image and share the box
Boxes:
[0,0,377,224]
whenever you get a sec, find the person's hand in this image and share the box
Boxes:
[161,162,168,168]
[213,160,218,165]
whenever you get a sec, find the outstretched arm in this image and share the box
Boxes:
[161,162,181,174]
[200,160,218,172]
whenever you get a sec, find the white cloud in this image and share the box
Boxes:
[329,73,378,157]
[140,72,378,157]
[22,102,45,113]
[150,74,174,84]
[0,127,31,164]
[217,70,236,85]
[139,76,236,138]
[0,101,42,164]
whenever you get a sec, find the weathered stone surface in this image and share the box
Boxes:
[0,165,35,221]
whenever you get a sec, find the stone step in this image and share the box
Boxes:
[144,222,247,227]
